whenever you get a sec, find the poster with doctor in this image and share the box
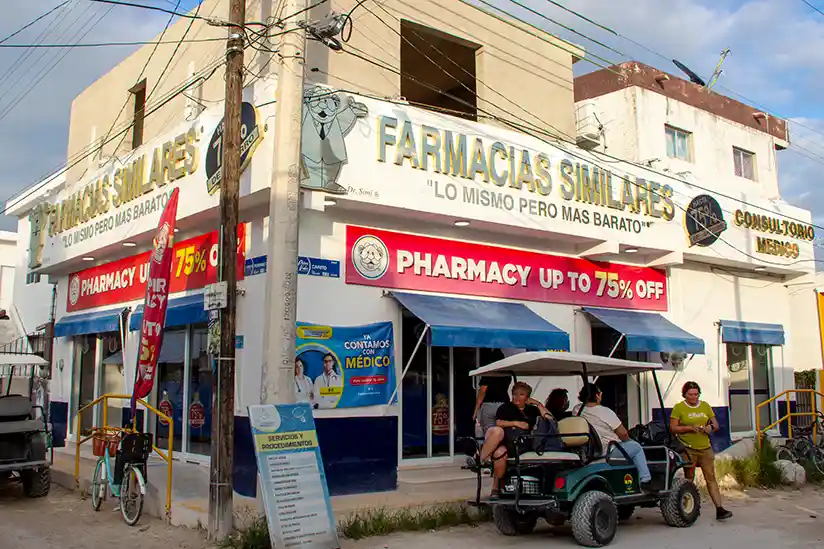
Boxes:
[294,322,394,409]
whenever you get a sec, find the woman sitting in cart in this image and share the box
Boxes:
[572,383,653,490]
[476,381,554,497]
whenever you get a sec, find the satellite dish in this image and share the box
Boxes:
[672,59,706,87]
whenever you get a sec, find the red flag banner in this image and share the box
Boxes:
[132,188,180,403]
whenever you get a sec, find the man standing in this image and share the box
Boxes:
[313,353,343,409]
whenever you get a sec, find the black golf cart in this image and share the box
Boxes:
[0,358,52,497]
[465,351,699,547]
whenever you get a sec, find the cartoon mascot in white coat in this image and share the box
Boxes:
[300,86,368,195]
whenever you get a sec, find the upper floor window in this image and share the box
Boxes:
[733,147,756,181]
[25,272,41,285]
[665,125,692,161]
[130,79,147,149]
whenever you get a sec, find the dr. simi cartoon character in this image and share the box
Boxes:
[300,86,368,195]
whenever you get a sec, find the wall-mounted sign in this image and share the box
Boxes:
[684,195,727,247]
[205,101,264,195]
[733,209,812,260]
[66,224,246,312]
[296,321,394,409]
[298,256,340,278]
[33,127,200,246]
[345,225,668,311]
[244,255,267,276]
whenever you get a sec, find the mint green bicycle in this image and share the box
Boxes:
[90,431,151,526]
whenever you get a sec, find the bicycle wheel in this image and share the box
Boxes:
[120,465,145,526]
[793,437,813,458]
[810,447,824,475]
[776,445,796,462]
[91,458,106,511]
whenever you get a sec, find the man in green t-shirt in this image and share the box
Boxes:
[670,381,732,521]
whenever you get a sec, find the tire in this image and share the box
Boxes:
[91,459,105,511]
[492,506,538,536]
[809,446,824,475]
[570,491,618,547]
[21,467,50,498]
[660,479,701,527]
[120,465,144,527]
[776,446,796,462]
[617,505,635,521]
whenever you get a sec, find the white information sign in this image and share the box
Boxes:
[204,281,228,310]
[248,404,339,549]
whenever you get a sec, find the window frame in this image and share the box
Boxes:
[732,146,757,181]
[664,124,693,162]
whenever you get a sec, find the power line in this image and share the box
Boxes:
[336,41,824,247]
[87,0,270,27]
[0,0,72,45]
[801,0,824,17]
[0,37,227,48]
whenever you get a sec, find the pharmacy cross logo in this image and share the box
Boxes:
[300,86,368,195]
[351,235,389,280]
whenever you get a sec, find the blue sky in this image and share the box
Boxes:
[1,0,824,241]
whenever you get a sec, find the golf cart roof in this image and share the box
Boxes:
[469,351,663,377]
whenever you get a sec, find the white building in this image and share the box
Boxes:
[575,61,822,439]
[4,8,819,518]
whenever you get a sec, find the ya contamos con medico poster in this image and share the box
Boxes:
[295,322,395,409]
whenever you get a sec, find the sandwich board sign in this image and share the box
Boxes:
[248,403,339,549]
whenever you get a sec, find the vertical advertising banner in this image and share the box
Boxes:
[248,404,339,549]
[294,322,394,409]
[131,188,179,407]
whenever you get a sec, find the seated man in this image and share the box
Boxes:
[572,383,652,489]
[477,381,554,497]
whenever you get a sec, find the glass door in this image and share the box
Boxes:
[71,335,98,436]
[155,330,186,455]
[751,344,774,432]
[727,342,775,435]
[186,326,212,457]
[100,333,124,429]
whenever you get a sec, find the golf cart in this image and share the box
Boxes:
[465,351,698,547]
[0,357,52,497]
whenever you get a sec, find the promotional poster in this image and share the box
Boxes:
[294,322,394,409]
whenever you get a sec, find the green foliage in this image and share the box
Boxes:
[218,503,493,549]
[795,369,818,389]
[715,442,781,489]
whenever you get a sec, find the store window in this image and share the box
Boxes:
[733,146,756,181]
[153,325,212,458]
[665,125,692,162]
[727,342,773,433]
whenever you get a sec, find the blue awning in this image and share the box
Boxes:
[390,292,570,350]
[720,320,785,346]
[54,308,127,338]
[129,293,207,331]
[582,307,705,355]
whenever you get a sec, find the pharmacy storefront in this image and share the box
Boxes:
[22,81,817,497]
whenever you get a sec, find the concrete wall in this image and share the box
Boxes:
[66,0,579,183]
[580,87,783,200]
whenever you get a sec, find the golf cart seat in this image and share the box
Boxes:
[560,416,603,462]
[0,395,44,435]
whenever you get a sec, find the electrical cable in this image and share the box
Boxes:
[0,0,72,45]
[333,44,824,265]
[801,0,824,17]
[87,0,270,27]
[0,4,113,124]
[0,37,228,48]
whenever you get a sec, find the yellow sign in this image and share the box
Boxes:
[254,430,318,452]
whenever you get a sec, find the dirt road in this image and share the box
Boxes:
[343,487,824,549]
[0,482,210,549]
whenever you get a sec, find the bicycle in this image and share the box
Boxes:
[775,428,824,475]
[90,430,152,526]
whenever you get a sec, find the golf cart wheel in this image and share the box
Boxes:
[660,479,701,527]
[570,491,618,547]
[493,506,538,535]
[617,505,635,521]
[21,467,50,498]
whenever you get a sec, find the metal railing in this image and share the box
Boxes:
[756,389,824,447]
[74,394,174,519]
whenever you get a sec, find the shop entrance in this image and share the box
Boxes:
[71,335,97,436]
[590,326,646,428]
[153,324,212,460]
[400,312,495,462]
[727,342,774,435]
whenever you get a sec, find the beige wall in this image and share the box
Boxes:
[66,0,578,184]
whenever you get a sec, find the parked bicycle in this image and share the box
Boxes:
[774,416,824,474]
[90,429,152,526]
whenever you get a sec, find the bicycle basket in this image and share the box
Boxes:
[120,432,153,464]
[92,433,121,458]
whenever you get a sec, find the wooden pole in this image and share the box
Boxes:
[209,0,245,538]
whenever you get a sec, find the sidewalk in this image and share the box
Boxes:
[49,446,485,528]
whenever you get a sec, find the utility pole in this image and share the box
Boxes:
[260,0,308,405]
[209,0,245,539]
